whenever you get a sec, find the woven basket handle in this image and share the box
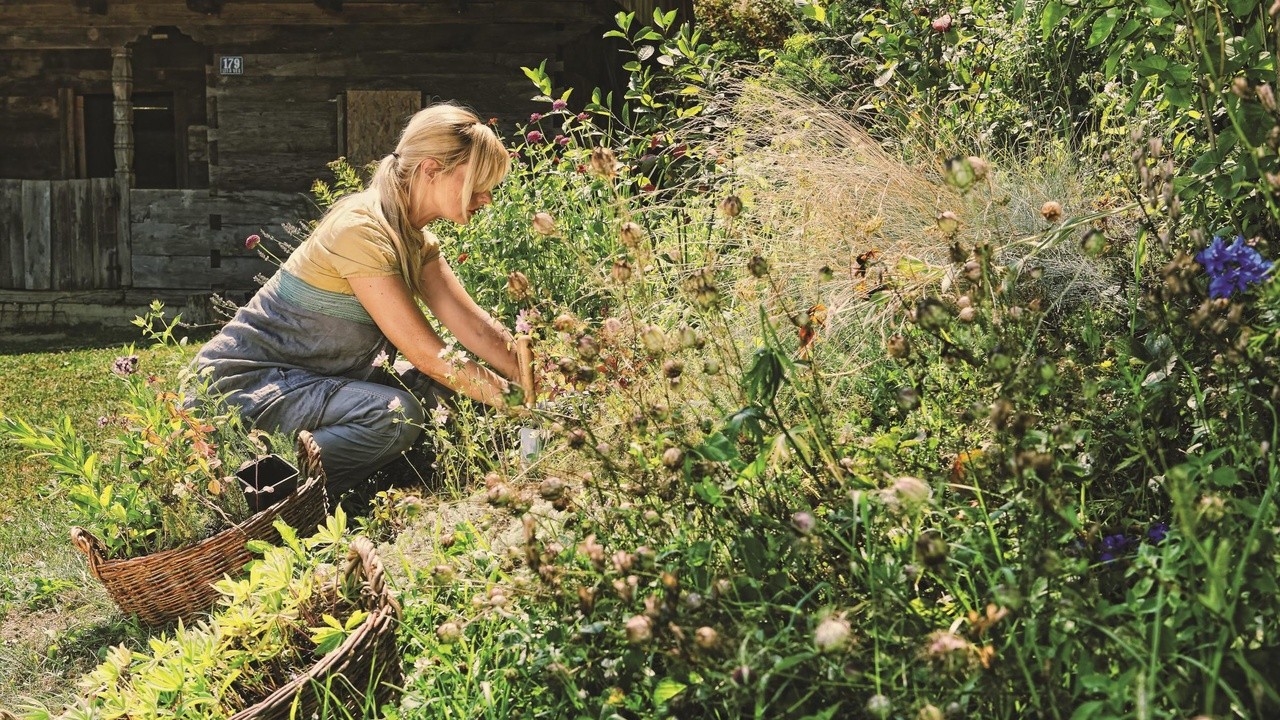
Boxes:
[70,526,107,580]
[296,430,326,485]
[343,536,400,619]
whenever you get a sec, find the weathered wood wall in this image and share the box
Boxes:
[129,189,311,289]
[0,179,121,290]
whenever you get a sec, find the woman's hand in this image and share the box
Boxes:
[348,274,509,408]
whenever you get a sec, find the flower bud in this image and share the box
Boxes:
[662,358,684,379]
[538,476,566,500]
[1231,76,1252,98]
[436,621,462,644]
[747,253,769,278]
[610,258,633,284]
[732,665,753,685]
[930,13,952,32]
[677,325,701,349]
[936,211,961,236]
[576,334,599,361]
[532,211,556,236]
[957,306,976,323]
[703,357,721,375]
[966,156,989,180]
[791,511,816,535]
[814,616,851,653]
[590,146,618,178]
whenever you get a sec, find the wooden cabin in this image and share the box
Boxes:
[0,0,686,329]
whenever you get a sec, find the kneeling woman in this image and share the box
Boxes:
[195,104,521,497]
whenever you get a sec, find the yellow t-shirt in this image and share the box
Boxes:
[281,191,441,295]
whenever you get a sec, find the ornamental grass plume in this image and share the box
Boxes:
[1195,235,1272,298]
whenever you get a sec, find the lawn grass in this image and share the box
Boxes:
[0,341,176,711]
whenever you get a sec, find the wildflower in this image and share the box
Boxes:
[387,396,403,413]
[430,406,450,426]
[371,350,390,367]
[1198,494,1226,522]
[487,117,498,125]
[814,615,851,652]
[555,134,570,146]
[539,476,566,500]
[526,130,544,143]
[514,308,539,334]
[529,112,543,123]
[930,13,952,32]
[97,415,110,428]
[1147,522,1169,543]
[111,355,139,376]
[718,195,742,218]
[883,476,932,514]
[577,112,590,121]
[551,99,567,111]
[923,630,973,670]
[1098,533,1131,562]
[611,259,633,284]
[438,344,470,369]
[1195,235,1272,298]
[244,233,261,250]
[532,211,557,236]
[1040,201,1063,222]
[576,335,599,360]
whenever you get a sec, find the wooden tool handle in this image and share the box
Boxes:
[514,335,535,408]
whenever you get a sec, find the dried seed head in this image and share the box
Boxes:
[641,325,666,355]
[1232,76,1252,98]
[538,476,566,500]
[936,211,961,236]
[957,306,976,323]
[436,621,463,643]
[866,694,892,719]
[610,258,633,284]
[677,324,702,349]
[662,446,684,468]
[748,253,769,278]
[662,358,684,379]
[590,146,618,178]
[887,333,911,359]
[576,334,599,361]
[814,615,851,653]
[703,357,721,375]
[625,615,653,644]
[918,704,945,720]
[532,211,556,236]
[506,271,532,302]
[619,221,644,249]
[566,428,587,448]
[1040,201,1063,223]
[966,155,989,180]
[719,194,742,218]
[694,626,719,649]
[916,529,949,567]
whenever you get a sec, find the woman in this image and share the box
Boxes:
[195,103,521,497]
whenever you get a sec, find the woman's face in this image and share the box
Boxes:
[411,161,493,227]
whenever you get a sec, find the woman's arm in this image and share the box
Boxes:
[349,274,509,408]
[418,255,521,381]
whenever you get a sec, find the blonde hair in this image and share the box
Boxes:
[331,103,509,297]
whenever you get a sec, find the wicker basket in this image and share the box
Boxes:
[231,535,403,720]
[70,431,330,625]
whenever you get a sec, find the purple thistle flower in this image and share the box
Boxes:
[577,112,590,122]
[111,355,139,376]
[526,130,544,143]
[555,134,570,146]
[552,99,568,111]
[1196,235,1272,298]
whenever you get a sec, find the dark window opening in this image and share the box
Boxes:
[82,91,178,188]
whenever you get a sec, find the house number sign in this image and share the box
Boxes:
[219,56,244,75]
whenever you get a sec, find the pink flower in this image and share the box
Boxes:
[555,134,570,146]
[529,112,543,123]
[577,112,590,121]
[526,130,544,143]
[931,13,952,32]
[552,99,568,111]
[245,234,261,250]
[641,182,656,193]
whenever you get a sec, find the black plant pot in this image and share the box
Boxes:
[236,454,300,514]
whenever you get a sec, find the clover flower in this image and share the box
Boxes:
[551,99,567,111]
[111,355,139,376]
[1195,235,1272,298]
[526,130,544,143]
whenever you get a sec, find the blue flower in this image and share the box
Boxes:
[1195,236,1272,299]
[1147,522,1169,544]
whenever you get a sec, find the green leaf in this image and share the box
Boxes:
[695,433,737,462]
[1208,466,1240,487]
[692,479,724,507]
[654,677,686,703]
[1142,0,1174,18]
[1040,2,1069,40]
[1087,9,1121,48]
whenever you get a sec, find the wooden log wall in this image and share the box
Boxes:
[0,179,120,290]
[0,50,113,180]
[129,188,310,289]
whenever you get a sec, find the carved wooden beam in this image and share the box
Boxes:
[186,0,223,15]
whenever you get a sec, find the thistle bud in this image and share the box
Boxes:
[748,253,769,278]
[641,325,666,354]
[625,615,652,644]
[506,271,532,301]
[619,221,644,249]
[719,195,743,218]
[532,211,556,236]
